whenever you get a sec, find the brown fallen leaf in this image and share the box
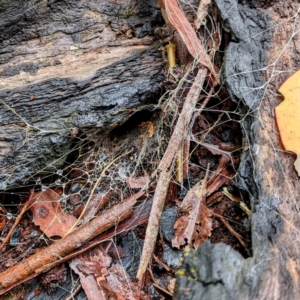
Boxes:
[30,189,77,238]
[172,167,212,249]
[69,249,110,300]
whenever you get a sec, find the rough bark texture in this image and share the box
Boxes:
[175,0,300,299]
[0,0,164,190]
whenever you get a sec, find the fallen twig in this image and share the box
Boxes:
[212,213,247,250]
[153,254,171,272]
[0,192,148,295]
[0,190,35,252]
[36,191,148,275]
[0,193,138,294]
[136,68,207,283]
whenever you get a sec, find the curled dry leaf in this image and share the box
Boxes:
[172,169,212,249]
[30,189,77,238]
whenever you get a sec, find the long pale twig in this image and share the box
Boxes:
[136,68,207,283]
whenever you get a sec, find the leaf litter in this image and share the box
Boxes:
[0,0,252,298]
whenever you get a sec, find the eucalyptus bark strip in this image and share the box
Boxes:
[136,68,207,282]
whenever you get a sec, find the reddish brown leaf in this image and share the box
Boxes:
[172,169,211,249]
[30,189,77,238]
[70,256,106,300]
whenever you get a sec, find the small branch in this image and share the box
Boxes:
[212,213,248,250]
[0,194,138,293]
[0,190,35,252]
[136,68,207,283]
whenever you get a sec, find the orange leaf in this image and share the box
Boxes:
[30,189,77,238]
[275,70,300,176]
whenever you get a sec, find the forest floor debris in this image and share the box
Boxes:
[0,0,252,299]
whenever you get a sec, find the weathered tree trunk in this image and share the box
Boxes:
[175,0,300,299]
[0,0,163,190]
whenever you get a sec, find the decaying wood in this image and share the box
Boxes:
[0,0,163,190]
[175,0,300,299]
[0,194,138,294]
[136,68,207,282]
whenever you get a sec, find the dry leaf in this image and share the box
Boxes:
[172,171,212,249]
[30,189,77,238]
[275,69,300,176]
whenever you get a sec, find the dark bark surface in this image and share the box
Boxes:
[0,0,164,190]
[175,0,300,299]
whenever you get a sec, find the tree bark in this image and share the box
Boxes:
[0,0,164,190]
[175,0,300,299]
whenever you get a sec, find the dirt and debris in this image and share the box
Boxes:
[0,0,252,299]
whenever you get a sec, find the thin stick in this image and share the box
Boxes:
[212,213,247,250]
[0,195,137,292]
[0,190,35,252]
[65,149,133,236]
[136,68,207,283]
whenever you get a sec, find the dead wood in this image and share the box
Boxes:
[0,0,163,190]
[136,67,207,282]
[175,0,300,299]
[0,193,139,294]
